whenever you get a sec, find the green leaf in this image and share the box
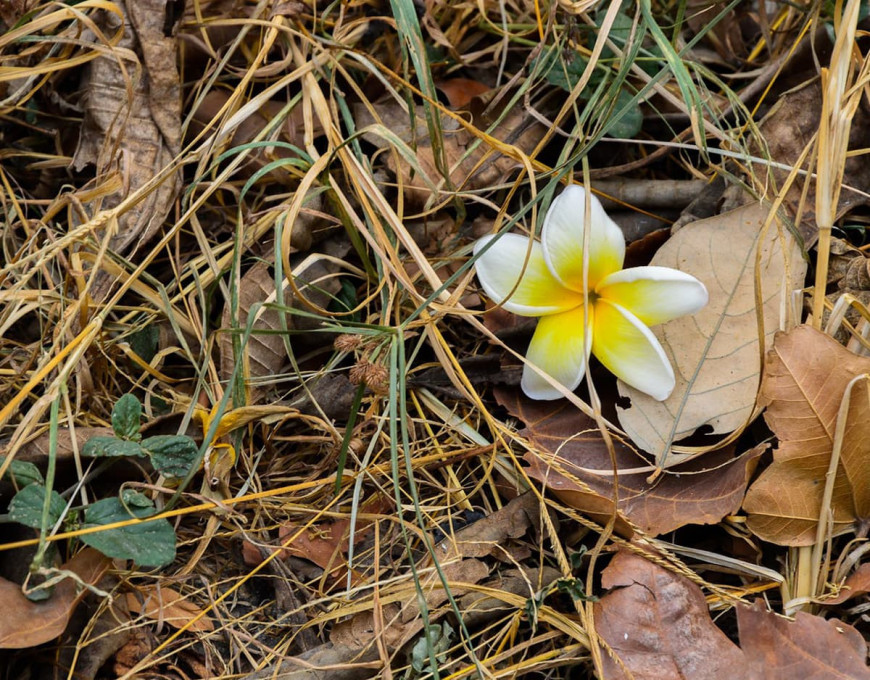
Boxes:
[0,456,43,487]
[81,493,176,567]
[604,88,643,139]
[9,484,66,529]
[112,394,142,440]
[129,325,159,363]
[141,435,200,479]
[82,436,145,459]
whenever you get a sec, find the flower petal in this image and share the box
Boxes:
[596,266,708,326]
[474,234,584,316]
[592,299,675,401]
[521,305,592,400]
[542,185,625,292]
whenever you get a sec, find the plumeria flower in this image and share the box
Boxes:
[474,185,708,401]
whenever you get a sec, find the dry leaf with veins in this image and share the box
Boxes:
[617,202,806,468]
[743,325,870,545]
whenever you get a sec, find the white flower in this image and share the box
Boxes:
[474,185,708,401]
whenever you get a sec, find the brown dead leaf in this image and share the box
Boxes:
[354,99,544,208]
[125,586,214,632]
[737,600,870,679]
[436,78,492,109]
[437,491,540,561]
[743,325,870,545]
[11,427,113,465]
[826,563,870,605]
[595,551,748,680]
[0,549,111,649]
[219,243,347,403]
[756,79,870,246]
[330,558,489,651]
[499,390,761,536]
[189,90,319,197]
[617,202,806,467]
[72,0,181,260]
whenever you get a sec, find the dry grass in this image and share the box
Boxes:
[0,0,858,678]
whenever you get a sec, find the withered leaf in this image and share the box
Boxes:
[219,244,347,403]
[756,79,870,246]
[329,558,489,651]
[125,587,214,632]
[617,202,806,467]
[72,0,181,260]
[743,325,870,545]
[11,427,114,465]
[594,551,748,680]
[0,549,111,649]
[826,563,870,605]
[737,600,870,679]
[437,492,540,561]
[354,99,544,208]
[499,390,761,537]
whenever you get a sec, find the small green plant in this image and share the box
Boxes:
[6,394,200,568]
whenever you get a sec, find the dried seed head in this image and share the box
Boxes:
[348,359,389,394]
[334,334,364,352]
[363,362,389,394]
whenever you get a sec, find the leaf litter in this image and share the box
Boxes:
[3,0,870,678]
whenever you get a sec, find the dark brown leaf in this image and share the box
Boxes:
[756,79,870,246]
[737,600,870,679]
[354,99,544,208]
[499,389,761,536]
[595,551,748,680]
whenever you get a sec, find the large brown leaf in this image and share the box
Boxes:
[594,551,748,680]
[499,390,761,536]
[616,202,806,467]
[0,549,111,649]
[743,325,870,545]
[737,600,870,679]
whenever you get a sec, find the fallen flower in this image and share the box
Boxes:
[474,185,708,401]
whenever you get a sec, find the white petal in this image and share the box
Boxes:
[592,299,675,401]
[541,185,625,292]
[521,306,592,400]
[596,266,708,326]
[474,234,584,316]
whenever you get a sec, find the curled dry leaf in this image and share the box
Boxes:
[72,0,181,260]
[498,389,762,536]
[125,587,214,632]
[0,548,111,649]
[737,600,870,679]
[329,558,489,651]
[437,491,541,562]
[743,325,870,545]
[594,551,748,680]
[617,202,806,467]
